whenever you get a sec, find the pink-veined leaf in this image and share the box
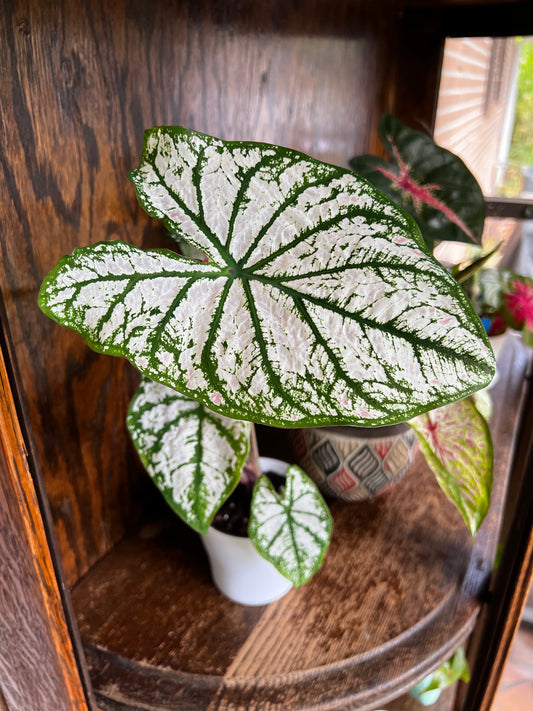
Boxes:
[39,126,495,428]
[350,114,485,249]
[408,398,493,536]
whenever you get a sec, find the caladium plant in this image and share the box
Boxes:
[349,114,485,250]
[39,126,495,588]
[350,114,494,537]
[409,398,493,537]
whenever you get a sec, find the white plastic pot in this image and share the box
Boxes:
[486,332,509,389]
[201,457,293,606]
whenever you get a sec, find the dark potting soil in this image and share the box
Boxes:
[212,471,285,537]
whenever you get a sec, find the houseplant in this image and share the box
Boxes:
[349,113,485,252]
[346,114,508,534]
[38,126,495,601]
[470,266,533,346]
[349,113,533,349]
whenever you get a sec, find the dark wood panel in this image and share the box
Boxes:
[402,1,533,38]
[0,344,90,710]
[0,0,418,586]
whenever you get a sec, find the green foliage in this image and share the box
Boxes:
[39,127,495,429]
[350,114,485,249]
[410,647,470,706]
[38,125,499,590]
[127,378,250,535]
[409,397,493,537]
[248,466,332,586]
[501,39,533,196]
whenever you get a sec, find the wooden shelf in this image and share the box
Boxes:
[70,337,531,711]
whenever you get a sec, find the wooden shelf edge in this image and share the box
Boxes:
[85,600,478,711]
[72,338,532,711]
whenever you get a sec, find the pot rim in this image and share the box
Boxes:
[314,422,410,439]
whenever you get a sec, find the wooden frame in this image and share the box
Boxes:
[0,337,92,709]
[1,1,533,709]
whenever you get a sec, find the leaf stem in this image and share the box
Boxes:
[240,425,261,492]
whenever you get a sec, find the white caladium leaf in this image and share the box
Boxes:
[39,126,495,427]
[127,377,250,534]
[248,465,332,586]
[409,398,493,536]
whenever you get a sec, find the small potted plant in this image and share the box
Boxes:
[470,267,533,344]
[38,126,495,604]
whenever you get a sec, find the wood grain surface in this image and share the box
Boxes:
[461,348,533,711]
[0,344,90,710]
[2,2,531,709]
[0,0,426,588]
[69,336,532,711]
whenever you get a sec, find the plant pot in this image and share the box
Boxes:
[290,424,417,502]
[201,457,293,606]
[485,331,509,389]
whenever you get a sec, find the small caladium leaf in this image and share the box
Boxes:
[350,114,485,249]
[39,126,495,428]
[409,398,493,536]
[127,377,250,534]
[248,465,332,586]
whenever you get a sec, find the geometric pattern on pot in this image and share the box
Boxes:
[127,377,250,534]
[294,427,417,501]
[39,126,495,428]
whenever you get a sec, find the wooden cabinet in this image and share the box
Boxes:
[1,2,532,709]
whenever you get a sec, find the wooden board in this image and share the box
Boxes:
[0,0,427,588]
[70,335,532,711]
[0,344,91,710]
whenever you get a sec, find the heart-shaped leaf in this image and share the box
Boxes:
[248,465,332,586]
[39,126,495,428]
[350,114,485,249]
[127,377,250,534]
[409,398,493,536]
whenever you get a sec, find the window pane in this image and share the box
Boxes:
[434,36,533,200]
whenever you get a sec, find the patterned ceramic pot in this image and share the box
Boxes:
[290,424,417,502]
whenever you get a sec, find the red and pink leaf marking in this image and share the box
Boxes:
[377,137,477,242]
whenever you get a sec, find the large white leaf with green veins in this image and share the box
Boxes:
[409,398,493,536]
[39,126,495,427]
[249,466,332,587]
[127,377,250,534]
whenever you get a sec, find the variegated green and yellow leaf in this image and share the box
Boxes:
[248,465,332,586]
[409,398,493,536]
[39,126,495,428]
[127,377,250,534]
